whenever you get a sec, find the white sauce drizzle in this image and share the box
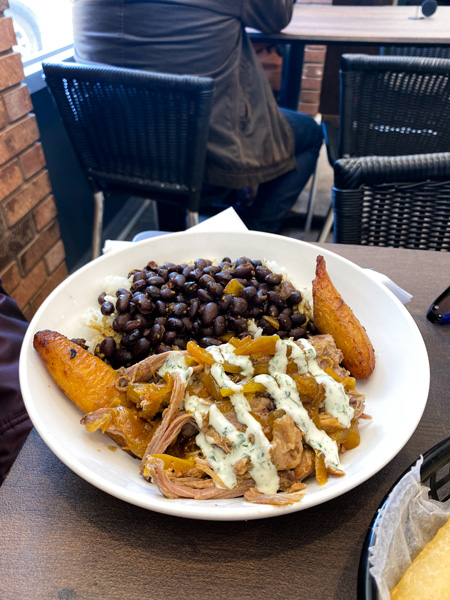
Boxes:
[158,336,356,491]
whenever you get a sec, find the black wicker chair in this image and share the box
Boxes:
[314,54,450,242]
[42,62,214,258]
[332,153,450,251]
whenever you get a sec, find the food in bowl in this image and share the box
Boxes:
[32,255,375,505]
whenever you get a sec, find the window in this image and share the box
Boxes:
[5,0,73,62]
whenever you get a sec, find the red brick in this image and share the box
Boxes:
[3,83,33,122]
[0,159,22,201]
[301,77,323,91]
[300,90,321,104]
[33,195,58,231]
[0,260,21,293]
[45,239,65,274]
[299,102,319,117]
[0,17,16,52]
[0,216,34,271]
[3,170,51,226]
[304,49,327,64]
[0,53,24,92]
[0,114,40,165]
[10,259,46,309]
[303,64,324,79]
[31,261,68,312]
[0,97,7,129]
[19,219,60,274]
[19,142,46,179]
[305,45,327,52]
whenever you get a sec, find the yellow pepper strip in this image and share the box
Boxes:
[324,367,356,390]
[228,336,252,348]
[223,279,244,296]
[149,453,196,474]
[233,335,280,356]
[186,341,241,373]
[204,364,223,402]
[262,315,280,330]
[220,380,267,397]
[314,450,328,486]
[329,418,360,450]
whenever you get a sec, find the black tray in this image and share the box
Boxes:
[357,436,450,599]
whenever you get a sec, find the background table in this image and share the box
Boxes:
[1,244,449,600]
[250,4,450,109]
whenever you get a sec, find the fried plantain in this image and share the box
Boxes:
[312,256,375,379]
[33,329,129,414]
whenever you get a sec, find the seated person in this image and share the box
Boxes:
[0,281,32,484]
[72,0,323,233]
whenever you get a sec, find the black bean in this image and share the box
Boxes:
[202,302,220,325]
[131,279,147,292]
[290,327,307,340]
[101,301,114,315]
[218,261,231,270]
[207,281,224,297]
[221,257,232,263]
[198,336,222,348]
[253,289,267,306]
[191,321,203,337]
[230,296,248,316]
[114,348,133,364]
[155,344,172,354]
[267,291,284,308]
[181,317,192,332]
[278,313,292,330]
[173,274,186,289]
[287,290,303,305]
[183,265,195,278]
[233,263,255,279]
[121,329,141,346]
[235,256,252,266]
[164,330,177,345]
[160,288,176,301]
[215,270,233,285]
[154,316,168,327]
[116,293,130,313]
[190,268,203,281]
[146,261,158,270]
[213,315,226,337]
[169,302,187,317]
[202,326,214,337]
[156,267,169,279]
[258,318,277,336]
[134,294,153,314]
[203,265,221,276]
[99,337,116,358]
[188,299,201,319]
[218,294,233,311]
[291,313,307,327]
[174,338,187,350]
[195,258,209,270]
[123,319,145,333]
[116,288,131,298]
[132,338,151,357]
[307,322,319,335]
[133,271,146,282]
[167,317,184,332]
[128,301,137,316]
[255,265,272,281]
[113,312,131,332]
[281,306,293,317]
[199,274,215,288]
[265,273,282,286]
[252,259,262,267]
[241,286,257,302]
[149,323,165,345]
[97,292,107,305]
[198,288,214,303]
[248,306,263,319]
[147,275,166,287]
[145,285,161,299]
[267,303,280,318]
[183,281,198,296]
[155,300,167,315]
[227,316,248,334]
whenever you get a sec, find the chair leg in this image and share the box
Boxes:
[187,210,199,228]
[92,191,105,260]
[304,164,319,233]
[317,204,334,243]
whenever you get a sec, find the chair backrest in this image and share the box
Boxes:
[381,46,450,59]
[338,54,450,159]
[332,152,450,251]
[42,62,214,212]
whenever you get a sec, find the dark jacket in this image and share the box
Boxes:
[0,283,32,484]
[72,0,296,189]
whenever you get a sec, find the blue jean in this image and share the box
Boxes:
[245,108,323,233]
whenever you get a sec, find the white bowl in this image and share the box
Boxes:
[19,230,429,521]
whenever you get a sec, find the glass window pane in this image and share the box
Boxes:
[5,0,73,62]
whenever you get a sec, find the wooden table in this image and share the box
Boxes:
[249,4,450,109]
[1,243,449,600]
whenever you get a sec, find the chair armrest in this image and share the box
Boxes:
[322,120,339,166]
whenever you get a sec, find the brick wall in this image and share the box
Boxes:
[0,0,68,320]
[297,0,332,117]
